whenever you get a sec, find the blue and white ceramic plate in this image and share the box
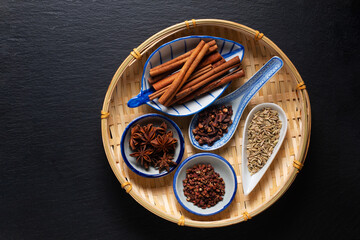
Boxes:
[127,36,245,116]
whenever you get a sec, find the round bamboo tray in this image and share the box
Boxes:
[101,19,311,228]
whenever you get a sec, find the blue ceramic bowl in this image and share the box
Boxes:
[173,153,237,216]
[120,114,185,178]
[127,35,244,116]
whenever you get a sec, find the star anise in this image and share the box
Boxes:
[155,152,177,172]
[154,122,167,135]
[130,145,153,169]
[128,121,178,173]
[151,131,177,153]
[139,123,156,146]
[129,124,142,150]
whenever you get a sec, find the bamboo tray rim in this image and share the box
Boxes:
[101,19,311,228]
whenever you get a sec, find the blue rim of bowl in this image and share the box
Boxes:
[120,113,185,178]
[141,35,245,117]
[173,153,238,216]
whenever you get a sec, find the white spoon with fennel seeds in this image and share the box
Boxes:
[241,103,287,195]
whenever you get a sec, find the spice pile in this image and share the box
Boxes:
[192,105,233,146]
[148,40,245,106]
[183,164,225,209]
[129,122,178,172]
[246,108,282,175]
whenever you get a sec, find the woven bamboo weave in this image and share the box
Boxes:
[101,19,311,228]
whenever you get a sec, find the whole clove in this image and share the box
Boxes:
[193,105,233,146]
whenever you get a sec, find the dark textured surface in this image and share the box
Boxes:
[1,0,360,239]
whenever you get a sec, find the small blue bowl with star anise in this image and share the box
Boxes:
[120,114,185,178]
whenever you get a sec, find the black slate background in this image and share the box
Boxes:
[1,0,360,239]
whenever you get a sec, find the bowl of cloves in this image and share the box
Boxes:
[120,114,185,178]
[173,153,237,216]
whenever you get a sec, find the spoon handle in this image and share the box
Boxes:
[127,89,152,108]
[215,56,283,105]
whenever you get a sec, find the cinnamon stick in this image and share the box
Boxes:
[149,41,217,77]
[148,72,171,85]
[149,58,188,78]
[150,40,216,72]
[188,64,213,80]
[152,64,212,91]
[180,56,240,91]
[151,51,223,89]
[212,58,226,68]
[150,59,227,100]
[178,68,245,104]
[197,52,223,69]
[174,62,241,103]
[149,65,213,100]
[152,73,179,91]
[199,68,245,94]
[159,41,209,106]
[149,87,167,100]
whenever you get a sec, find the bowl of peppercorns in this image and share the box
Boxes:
[120,114,185,178]
[173,153,237,216]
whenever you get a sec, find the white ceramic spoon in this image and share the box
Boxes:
[189,56,284,151]
[242,103,288,195]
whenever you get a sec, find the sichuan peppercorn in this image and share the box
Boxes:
[183,163,225,209]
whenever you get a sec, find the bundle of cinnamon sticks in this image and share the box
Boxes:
[148,40,245,107]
